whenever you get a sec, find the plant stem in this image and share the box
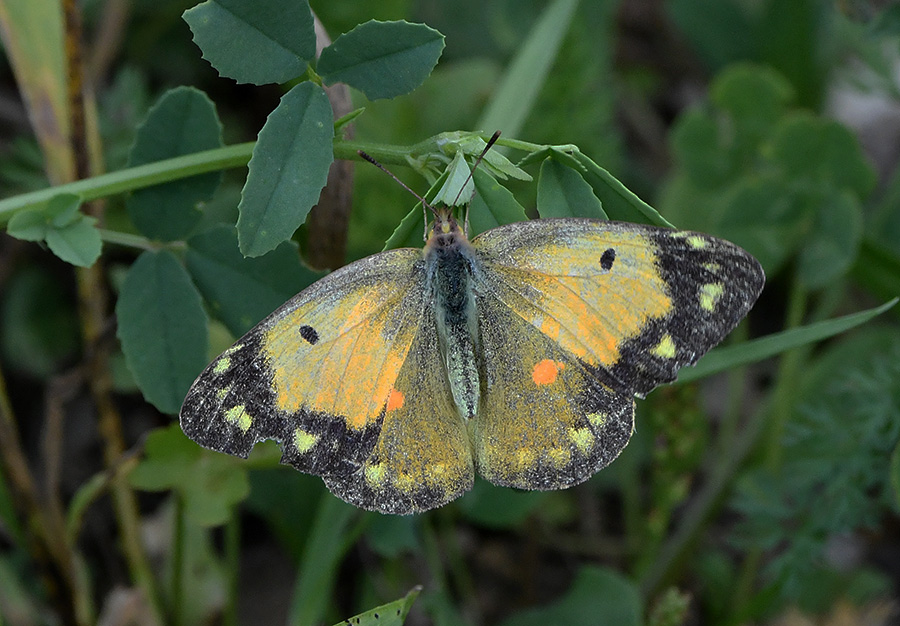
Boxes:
[765,280,808,470]
[0,143,254,223]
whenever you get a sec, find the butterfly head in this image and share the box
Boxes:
[426,206,469,250]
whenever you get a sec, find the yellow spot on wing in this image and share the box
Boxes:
[225,405,252,432]
[213,358,230,374]
[294,428,318,453]
[651,334,676,359]
[216,387,230,402]
[532,359,565,386]
[365,463,386,487]
[548,447,571,468]
[221,343,243,357]
[569,427,595,454]
[587,412,607,429]
[700,283,725,312]
[686,235,707,249]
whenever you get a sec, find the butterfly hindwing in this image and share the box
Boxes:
[325,308,474,514]
[471,299,635,490]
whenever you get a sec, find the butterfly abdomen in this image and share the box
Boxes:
[426,222,482,420]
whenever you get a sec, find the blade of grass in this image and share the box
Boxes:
[288,496,366,625]
[476,0,579,138]
[677,298,899,384]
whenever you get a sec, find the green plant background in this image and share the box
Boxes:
[1,1,899,625]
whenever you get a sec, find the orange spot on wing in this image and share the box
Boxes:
[386,388,405,412]
[532,359,565,386]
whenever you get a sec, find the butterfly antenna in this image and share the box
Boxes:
[358,150,439,239]
[451,131,501,234]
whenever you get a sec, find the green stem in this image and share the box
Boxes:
[96,229,156,251]
[0,143,255,223]
[0,133,554,226]
[765,280,808,470]
[716,323,750,457]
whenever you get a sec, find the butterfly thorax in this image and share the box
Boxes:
[424,209,481,421]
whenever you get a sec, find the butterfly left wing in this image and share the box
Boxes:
[180,248,473,514]
[469,219,764,489]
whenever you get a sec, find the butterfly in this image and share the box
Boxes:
[180,196,765,514]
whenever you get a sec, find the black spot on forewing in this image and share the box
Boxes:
[299,325,319,345]
[600,248,616,271]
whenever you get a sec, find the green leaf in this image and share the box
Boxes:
[186,225,322,337]
[572,151,671,226]
[500,566,641,626]
[7,208,49,241]
[709,63,794,144]
[238,82,334,257]
[183,0,315,85]
[769,113,876,198]
[127,87,223,241]
[432,151,474,207]
[318,20,444,100]
[432,132,531,181]
[796,190,863,289]
[130,424,249,526]
[468,168,528,236]
[45,193,82,226]
[6,194,101,266]
[678,298,899,383]
[668,110,733,189]
[7,193,82,241]
[45,215,102,267]
[537,157,607,219]
[332,586,421,626]
[116,250,209,414]
[477,0,578,137]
